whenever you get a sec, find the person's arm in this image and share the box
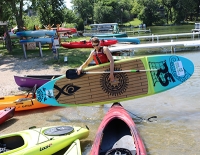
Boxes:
[103,47,115,82]
[77,51,93,75]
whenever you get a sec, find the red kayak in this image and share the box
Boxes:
[57,27,77,34]
[0,107,15,125]
[90,102,146,155]
[61,39,117,49]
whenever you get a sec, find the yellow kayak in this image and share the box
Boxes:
[64,139,81,155]
[0,125,89,155]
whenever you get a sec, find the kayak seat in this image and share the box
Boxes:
[0,142,8,153]
[15,97,32,103]
[105,148,132,155]
[80,40,86,44]
[112,135,136,154]
[99,119,136,155]
[0,136,24,150]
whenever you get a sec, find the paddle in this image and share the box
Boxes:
[66,68,157,79]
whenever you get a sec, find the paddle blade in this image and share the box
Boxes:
[66,69,85,79]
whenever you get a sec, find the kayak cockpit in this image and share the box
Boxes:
[99,118,136,155]
[0,135,24,153]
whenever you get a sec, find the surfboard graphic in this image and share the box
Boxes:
[36,55,194,106]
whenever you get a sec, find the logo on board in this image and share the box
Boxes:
[36,84,80,102]
[149,56,191,87]
[100,68,129,96]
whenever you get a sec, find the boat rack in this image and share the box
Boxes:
[135,32,200,43]
[21,42,43,59]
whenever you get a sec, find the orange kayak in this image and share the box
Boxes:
[0,93,49,111]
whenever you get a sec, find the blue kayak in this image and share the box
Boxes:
[92,33,127,38]
[20,38,54,44]
[99,37,140,44]
[16,30,57,37]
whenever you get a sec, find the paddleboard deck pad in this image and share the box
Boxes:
[36,55,194,106]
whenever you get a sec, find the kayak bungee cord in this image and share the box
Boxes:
[125,109,157,123]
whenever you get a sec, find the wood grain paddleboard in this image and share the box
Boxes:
[36,55,194,106]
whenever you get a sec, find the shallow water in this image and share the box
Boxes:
[0,50,200,155]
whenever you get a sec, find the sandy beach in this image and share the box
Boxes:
[0,56,67,96]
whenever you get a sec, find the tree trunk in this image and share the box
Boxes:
[3,25,12,53]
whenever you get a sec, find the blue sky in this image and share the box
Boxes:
[66,0,73,10]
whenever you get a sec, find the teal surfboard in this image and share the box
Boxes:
[36,55,194,107]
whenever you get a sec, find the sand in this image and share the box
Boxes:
[0,56,67,96]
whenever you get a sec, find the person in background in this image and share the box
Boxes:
[77,37,115,82]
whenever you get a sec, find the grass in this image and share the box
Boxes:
[124,18,142,26]
[0,36,93,68]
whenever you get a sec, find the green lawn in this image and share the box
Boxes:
[124,18,142,27]
[0,37,92,68]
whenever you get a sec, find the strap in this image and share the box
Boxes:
[94,50,102,64]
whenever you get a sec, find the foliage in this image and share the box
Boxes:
[24,15,41,30]
[72,0,94,24]
[93,2,115,23]
[34,0,67,26]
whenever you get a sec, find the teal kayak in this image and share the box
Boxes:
[99,37,140,44]
[16,30,56,37]
[92,33,127,38]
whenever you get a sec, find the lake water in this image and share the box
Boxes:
[1,25,200,155]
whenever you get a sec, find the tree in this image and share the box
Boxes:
[93,1,115,23]
[72,0,94,24]
[137,0,162,26]
[32,0,67,26]
[0,0,14,52]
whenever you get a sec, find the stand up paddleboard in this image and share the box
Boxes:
[36,55,194,106]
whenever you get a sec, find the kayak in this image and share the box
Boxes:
[0,125,89,155]
[90,102,146,155]
[61,39,117,49]
[99,37,140,44]
[14,75,62,88]
[64,139,81,155]
[0,93,49,111]
[57,27,77,34]
[16,30,56,37]
[0,107,15,125]
[19,38,53,44]
[92,32,127,38]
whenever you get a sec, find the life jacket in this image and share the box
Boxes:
[93,47,109,65]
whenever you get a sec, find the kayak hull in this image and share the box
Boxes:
[61,39,117,49]
[90,102,146,155]
[14,75,61,88]
[16,30,56,37]
[0,93,49,111]
[92,33,127,38]
[0,125,89,155]
[0,107,15,125]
